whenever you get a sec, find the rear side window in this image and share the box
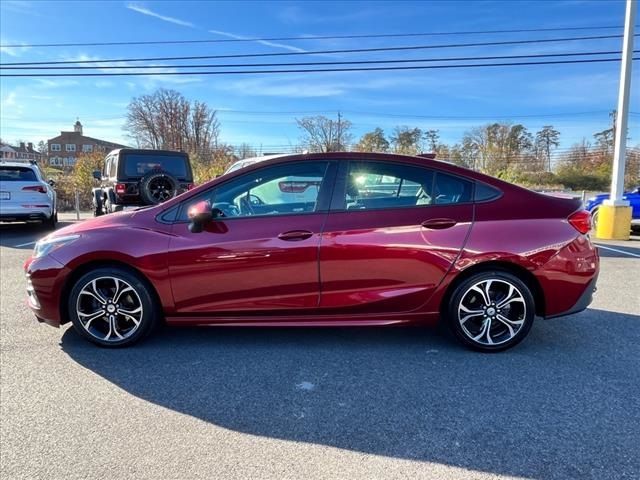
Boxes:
[122,154,189,178]
[344,161,434,210]
[474,182,502,202]
[433,172,473,205]
[341,162,474,210]
[0,166,37,182]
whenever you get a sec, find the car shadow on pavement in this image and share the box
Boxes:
[60,308,640,479]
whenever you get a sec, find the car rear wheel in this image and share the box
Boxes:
[68,267,159,347]
[447,271,535,352]
[43,211,57,230]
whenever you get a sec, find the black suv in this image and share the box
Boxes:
[92,149,193,215]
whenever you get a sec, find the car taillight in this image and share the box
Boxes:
[22,185,47,194]
[115,183,126,195]
[568,210,592,234]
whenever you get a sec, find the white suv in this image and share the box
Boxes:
[0,162,57,228]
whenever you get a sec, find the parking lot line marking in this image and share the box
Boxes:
[14,241,36,248]
[595,244,640,258]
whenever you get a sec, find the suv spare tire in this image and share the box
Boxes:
[139,171,179,205]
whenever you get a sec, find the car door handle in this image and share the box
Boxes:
[277,230,314,241]
[421,218,457,230]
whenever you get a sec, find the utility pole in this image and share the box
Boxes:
[337,112,342,151]
[596,0,636,240]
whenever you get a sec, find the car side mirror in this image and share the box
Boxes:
[48,178,56,187]
[92,170,101,181]
[187,200,214,233]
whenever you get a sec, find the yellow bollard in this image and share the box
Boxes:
[595,205,633,240]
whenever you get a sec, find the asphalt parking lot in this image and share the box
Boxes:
[1,213,639,480]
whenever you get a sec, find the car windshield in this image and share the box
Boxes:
[123,154,189,178]
[0,166,38,182]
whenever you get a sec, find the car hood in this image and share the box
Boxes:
[46,210,142,239]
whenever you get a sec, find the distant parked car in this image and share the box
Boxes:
[223,154,285,175]
[25,152,598,352]
[0,161,57,228]
[92,149,194,216]
[585,186,640,232]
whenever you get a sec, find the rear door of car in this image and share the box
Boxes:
[318,160,474,313]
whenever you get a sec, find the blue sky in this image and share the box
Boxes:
[1,0,638,154]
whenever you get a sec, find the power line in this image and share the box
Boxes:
[2,56,637,77]
[3,50,635,70]
[1,25,637,49]
[2,33,635,66]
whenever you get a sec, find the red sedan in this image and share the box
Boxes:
[24,152,598,352]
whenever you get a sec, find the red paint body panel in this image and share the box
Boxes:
[23,152,599,331]
[319,205,472,313]
[167,214,326,312]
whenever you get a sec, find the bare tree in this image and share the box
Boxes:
[235,143,257,159]
[423,129,440,153]
[296,114,353,152]
[390,126,422,155]
[356,128,389,152]
[535,126,560,172]
[125,88,219,156]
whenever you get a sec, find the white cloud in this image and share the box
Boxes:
[0,38,30,57]
[1,91,18,108]
[207,29,306,53]
[126,3,195,28]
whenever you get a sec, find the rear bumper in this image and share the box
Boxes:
[0,205,53,222]
[535,235,599,318]
[546,275,598,319]
[0,211,51,222]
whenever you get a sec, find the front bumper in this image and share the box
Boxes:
[24,254,70,327]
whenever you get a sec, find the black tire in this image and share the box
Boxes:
[446,270,535,352]
[139,171,178,205]
[43,213,57,230]
[68,267,160,348]
[590,208,599,232]
[93,195,103,217]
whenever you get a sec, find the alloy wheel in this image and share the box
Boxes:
[457,279,526,346]
[76,276,144,342]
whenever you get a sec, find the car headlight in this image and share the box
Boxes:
[33,234,80,258]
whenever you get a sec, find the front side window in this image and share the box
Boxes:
[181,161,329,220]
[340,161,472,210]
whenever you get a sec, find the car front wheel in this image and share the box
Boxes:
[447,271,535,352]
[68,267,159,347]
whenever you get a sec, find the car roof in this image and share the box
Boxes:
[0,161,38,169]
[107,148,188,157]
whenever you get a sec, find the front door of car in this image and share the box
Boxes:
[167,161,335,314]
[319,160,473,313]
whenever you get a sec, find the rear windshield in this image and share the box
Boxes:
[0,166,38,182]
[122,154,189,178]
